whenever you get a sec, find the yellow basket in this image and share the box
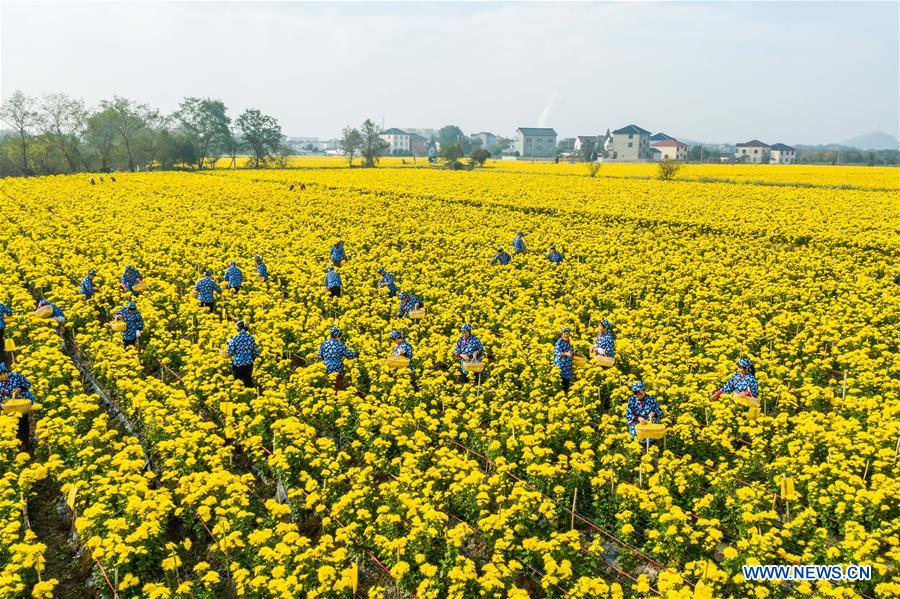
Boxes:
[386,356,410,369]
[109,320,127,333]
[34,305,53,318]
[4,339,16,352]
[463,360,485,373]
[1,399,35,414]
[733,392,760,408]
[190,289,198,299]
[258,276,266,283]
[408,309,426,319]
[635,423,666,441]
[593,356,615,368]
[219,346,230,359]
[132,281,147,292]
[572,355,587,368]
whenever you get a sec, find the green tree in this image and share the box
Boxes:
[340,126,363,167]
[440,141,465,168]
[100,96,158,171]
[38,93,88,172]
[469,147,491,167]
[84,107,119,172]
[175,97,232,169]
[0,90,39,174]
[360,119,388,168]
[235,108,283,168]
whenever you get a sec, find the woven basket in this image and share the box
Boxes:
[572,355,587,368]
[635,423,666,441]
[132,280,146,292]
[593,356,615,368]
[408,309,426,319]
[462,360,485,373]
[4,339,15,352]
[109,320,127,333]
[1,399,35,414]
[386,356,410,369]
[733,392,760,408]
[219,346,230,359]
[190,289,198,299]
[34,305,53,318]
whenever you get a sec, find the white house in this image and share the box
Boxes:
[379,128,411,153]
[651,139,688,161]
[472,132,497,148]
[611,124,652,160]
[769,143,796,164]
[735,140,771,163]
[515,127,557,158]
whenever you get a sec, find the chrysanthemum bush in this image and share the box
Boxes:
[0,164,896,597]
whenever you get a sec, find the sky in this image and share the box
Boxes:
[1,1,898,144]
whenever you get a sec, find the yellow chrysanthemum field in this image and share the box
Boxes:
[0,161,897,598]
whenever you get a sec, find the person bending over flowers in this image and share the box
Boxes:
[625,381,663,445]
[114,301,145,348]
[454,323,484,383]
[389,329,417,391]
[590,319,615,358]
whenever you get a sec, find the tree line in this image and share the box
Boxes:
[0,91,285,177]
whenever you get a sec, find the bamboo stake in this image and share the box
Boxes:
[570,489,578,530]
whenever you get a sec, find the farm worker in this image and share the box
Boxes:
[0,303,11,363]
[377,267,398,297]
[325,266,342,298]
[38,300,65,328]
[554,327,575,395]
[194,271,222,312]
[389,329,418,390]
[546,244,563,264]
[711,357,759,400]
[454,323,484,382]
[227,320,259,388]
[397,291,424,319]
[254,256,269,283]
[223,261,244,292]
[80,269,97,299]
[0,363,36,449]
[513,231,527,254]
[590,319,616,358]
[331,240,348,266]
[114,301,145,348]
[625,381,663,444]
[490,248,511,266]
[121,265,143,294]
[318,327,358,391]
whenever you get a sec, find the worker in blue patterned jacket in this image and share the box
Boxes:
[490,247,511,266]
[121,265,143,294]
[195,270,222,312]
[625,381,663,444]
[114,301,145,348]
[377,267,398,297]
[227,320,260,387]
[554,327,575,395]
[223,261,244,292]
[80,269,97,299]
[590,319,616,359]
[318,327,358,390]
[0,303,11,363]
[37,299,65,331]
[325,266,342,297]
[397,291,424,319]
[0,363,36,448]
[254,256,269,283]
[546,244,563,264]
[331,240,348,266]
[712,357,759,400]
[454,323,485,383]
[513,232,527,254]
[389,329,418,391]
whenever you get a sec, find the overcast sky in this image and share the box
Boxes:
[2,1,897,144]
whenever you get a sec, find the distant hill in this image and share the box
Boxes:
[838,131,899,151]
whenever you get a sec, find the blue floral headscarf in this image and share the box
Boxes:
[631,381,645,393]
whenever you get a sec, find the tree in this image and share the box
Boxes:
[586,162,601,178]
[657,158,682,180]
[438,125,464,147]
[38,93,88,172]
[469,147,491,167]
[440,141,465,168]
[0,91,39,174]
[175,97,232,169]
[84,107,119,172]
[359,119,387,168]
[235,108,282,168]
[223,126,241,169]
[340,127,363,167]
[101,96,158,171]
